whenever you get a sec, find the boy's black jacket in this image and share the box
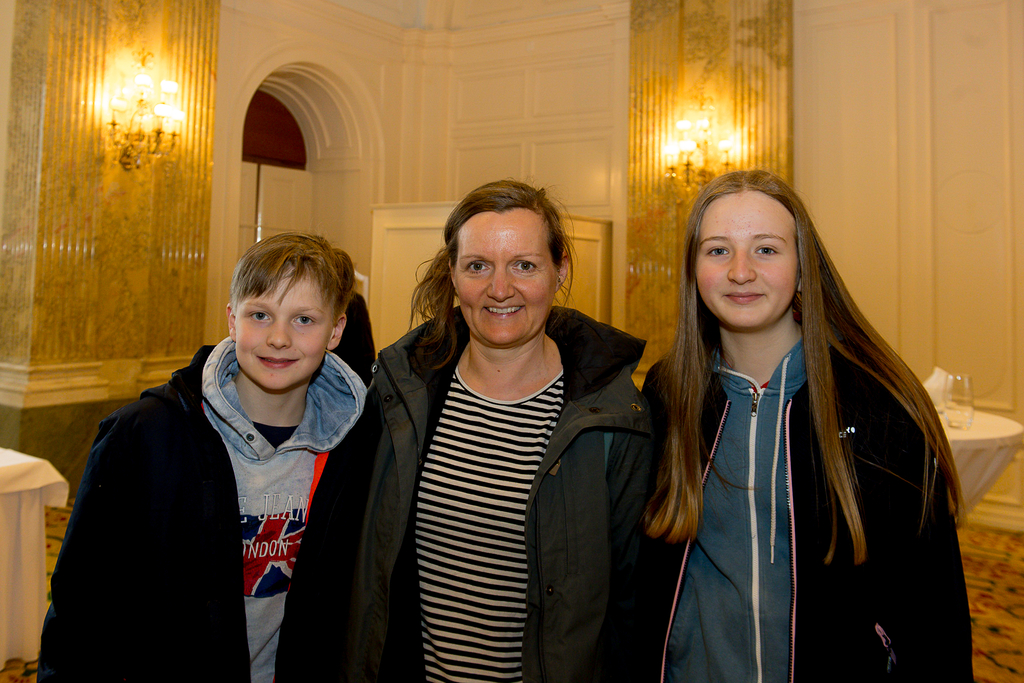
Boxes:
[40,346,250,682]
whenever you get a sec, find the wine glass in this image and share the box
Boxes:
[944,374,974,429]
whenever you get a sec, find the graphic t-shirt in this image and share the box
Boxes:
[233,422,317,683]
[241,423,301,599]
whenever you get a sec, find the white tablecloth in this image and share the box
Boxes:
[943,411,1023,512]
[0,448,68,664]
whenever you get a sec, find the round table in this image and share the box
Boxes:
[0,448,68,663]
[942,410,1023,511]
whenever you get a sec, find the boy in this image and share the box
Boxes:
[39,233,366,683]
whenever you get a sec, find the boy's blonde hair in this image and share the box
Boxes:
[230,233,355,318]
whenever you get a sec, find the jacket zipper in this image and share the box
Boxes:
[874,623,897,673]
[532,411,611,682]
[659,401,730,683]
[785,399,797,683]
[371,357,410,677]
[535,505,547,683]
[747,384,764,683]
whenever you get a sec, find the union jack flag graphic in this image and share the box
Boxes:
[240,512,305,597]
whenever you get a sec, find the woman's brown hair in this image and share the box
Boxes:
[644,169,962,564]
[410,179,573,366]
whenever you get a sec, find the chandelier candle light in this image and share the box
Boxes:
[663,118,733,190]
[108,73,185,170]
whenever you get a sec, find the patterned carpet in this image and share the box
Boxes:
[960,524,1024,682]
[2,511,1022,682]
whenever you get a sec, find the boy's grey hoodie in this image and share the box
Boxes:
[202,337,365,683]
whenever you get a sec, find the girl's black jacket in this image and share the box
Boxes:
[636,351,973,682]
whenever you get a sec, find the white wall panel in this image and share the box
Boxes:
[455,72,527,123]
[453,144,525,197]
[370,206,448,347]
[443,5,629,326]
[311,169,369,272]
[320,0,415,27]
[533,59,612,116]
[566,215,613,323]
[448,14,621,218]
[795,0,1024,529]
[930,1,1015,409]
[450,0,600,29]
[531,137,611,208]
[795,9,902,345]
[260,165,314,235]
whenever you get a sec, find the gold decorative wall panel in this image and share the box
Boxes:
[0,0,50,365]
[730,0,791,173]
[628,0,791,371]
[0,0,218,485]
[628,0,684,370]
[36,0,107,363]
[146,1,217,358]
[1,0,218,370]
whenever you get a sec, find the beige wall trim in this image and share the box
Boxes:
[137,356,195,396]
[0,362,109,409]
[0,356,191,409]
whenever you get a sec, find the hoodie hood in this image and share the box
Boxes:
[201,337,366,461]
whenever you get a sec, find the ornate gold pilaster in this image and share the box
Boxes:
[628,0,791,374]
[0,0,218,491]
[628,0,684,374]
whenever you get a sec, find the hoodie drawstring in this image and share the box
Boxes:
[770,355,790,564]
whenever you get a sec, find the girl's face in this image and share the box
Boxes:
[695,190,802,345]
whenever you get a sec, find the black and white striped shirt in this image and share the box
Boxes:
[415,368,565,683]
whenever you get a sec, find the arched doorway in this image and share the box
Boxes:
[206,60,384,341]
[239,90,312,254]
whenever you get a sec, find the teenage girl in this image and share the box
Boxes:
[638,170,972,681]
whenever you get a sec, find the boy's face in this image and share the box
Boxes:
[226,276,346,405]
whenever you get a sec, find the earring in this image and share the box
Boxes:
[792,291,802,323]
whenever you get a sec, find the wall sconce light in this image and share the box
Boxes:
[108,73,185,170]
[664,117,734,191]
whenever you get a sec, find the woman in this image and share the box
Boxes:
[278,179,653,682]
[637,170,972,681]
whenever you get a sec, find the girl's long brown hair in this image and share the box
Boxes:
[644,170,962,564]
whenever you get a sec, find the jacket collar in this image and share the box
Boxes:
[158,344,214,413]
[198,338,366,461]
[388,307,646,402]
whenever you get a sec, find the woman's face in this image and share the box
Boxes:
[695,190,801,344]
[451,208,566,353]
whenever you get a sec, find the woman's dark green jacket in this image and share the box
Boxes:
[278,308,654,682]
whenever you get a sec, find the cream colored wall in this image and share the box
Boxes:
[794,0,1024,529]
[208,0,399,340]
[207,0,630,341]
[445,6,630,328]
